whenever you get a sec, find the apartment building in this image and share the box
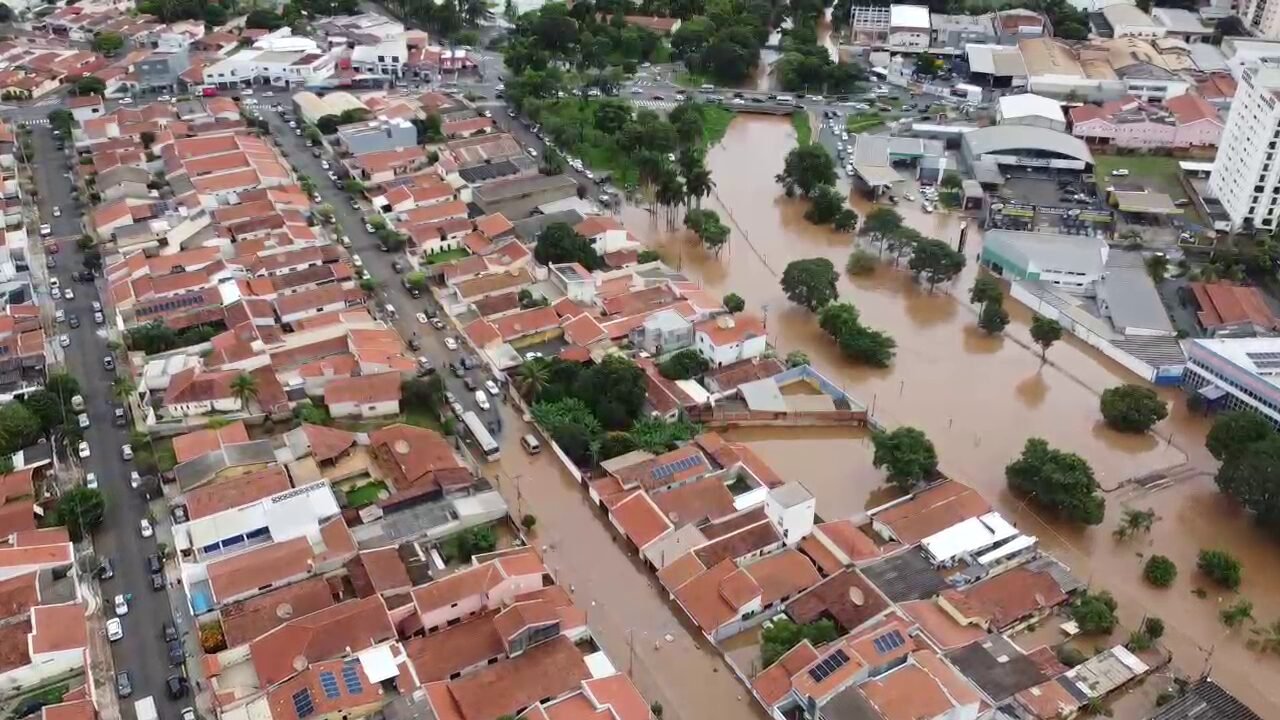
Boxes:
[1209,57,1280,230]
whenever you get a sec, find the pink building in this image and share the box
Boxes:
[1069,93,1222,149]
[410,548,547,633]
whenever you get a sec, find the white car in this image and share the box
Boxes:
[484,379,500,396]
[63,288,74,300]
[77,441,90,459]
[416,312,429,324]
[524,351,544,361]
[443,337,459,351]
[262,91,274,97]
[320,160,330,169]
[85,472,97,490]
[121,444,134,461]
[364,223,375,233]
[58,334,69,348]
[77,413,89,429]
[449,401,465,417]
[1110,168,1130,176]
[113,594,129,616]
[106,618,123,642]
[242,88,254,96]
[130,471,141,489]
[158,95,172,102]
[51,287,60,300]
[139,518,153,538]
[39,224,51,237]
[117,97,133,105]
[51,206,61,217]
[48,278,59,289]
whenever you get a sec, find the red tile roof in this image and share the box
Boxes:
[183,465,293,521]
[430,635,589,720]
[301,424,359,463]
[250,595,394,687]
[939,566,1067,631]
[608,491,672,550]
[1188,281,1280,331]
[172,421,250,464]
[220,576,337,648]
[872,480,991,544]
[324,372,403,407]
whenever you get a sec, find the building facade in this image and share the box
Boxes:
[1209,58,1280,231]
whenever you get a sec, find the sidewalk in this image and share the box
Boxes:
[79,555,121,720]
[154,501,211,714]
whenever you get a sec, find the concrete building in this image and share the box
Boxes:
[137,48,190,93]
[1242,0,1280,40]
[1209,57,1280,231]
[889,4,931,49]
[1151,7,1213,42]
[1101,4,1165,39]
[336,118,417,156]
[930,14,997,50]
[350,37,407,77]
[472,175,578,219]
[961,125,1094,172]
[1185,337,1280,425]
[979,229,1108,292]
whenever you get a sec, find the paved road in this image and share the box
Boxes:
[261,108,506,434]
[27,127,190,720]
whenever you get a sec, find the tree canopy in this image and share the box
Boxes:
[776,144,836,197]
[1099,384,1168,433]
[1005,437,1105,525]
[534,222,603,270]
[1215,434,1280,533]
[1206,411,1273,462]
[906,237,965,292]
[871,427,938,492]
[760,618,839,667]
[1198,548,1242,590]
[781,258,839,312]
[57,487,105,542]
[91,32,125,56]
[1029,316,1063,361]
[1070,591,1118,634]
[659,348,710,380]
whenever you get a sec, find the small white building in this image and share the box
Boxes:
[996,93,1067,132]
[351,37,408,77]
[764,481,815,546]
[889,4,932,49]
[1102,3,1166,39]
[694,313,768,367]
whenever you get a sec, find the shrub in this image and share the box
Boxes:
[846,249,877,276]
[1198,549,1242,590]
[1143,555,1177,588]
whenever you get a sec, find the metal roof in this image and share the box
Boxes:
[962,125,1094,164]
[998,93,1065,122]
[1098,250,1174,334]
[983,229,1107,278]
[1150,679,1262,720]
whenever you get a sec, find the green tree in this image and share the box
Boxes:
[1147,254,1170,283]
[803,185,847,226]
[74,76,106,97]
[91,31,125,55]
[404,272,428,291]
[781,258,839,312]
[1215,434,1280,533]
[295,404,333,426]
[47,109,74,135]
[722,293,745,313]
[22,390,67,434]
[598,431,638,460]
[775,144,836,197]
[1030,316,1064,362]
[785,350,810,368]
[1100,384,1169,433]
[1198,548,1243,590]
[402,376,446,413]
[860,207,904,259]
[1070,590,1119,634]
[1206,411,1273,462]
[627,417,698,454]
[0,403,40,454]
[1006,437,1105,525]
[659,349,710,380]
[907,237,965,292]
[230,373,258,410]
[534,222,602,270]
[838,325,896,367]
[978,302,1010,334]
[818,302,860,340]
[871,427,938,492]
[304,126,322,143]
[245,8,286,29]
[1113,507,1158,540]
[1144,617,1165,639]
[57,486,106,542]
[574,356,647,430]
[515,359,552,401]
[969,275,1003,306]
[760,618,839,667]
[1222,598,1255,628]
[443,526,497,562]
[1143,555,1177,587]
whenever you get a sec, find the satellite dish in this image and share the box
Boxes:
[848,587,865,606]
[394,439,411,454]
[292,655,308,672]
[276,603,294,619]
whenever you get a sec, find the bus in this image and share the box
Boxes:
[461,411,500,461]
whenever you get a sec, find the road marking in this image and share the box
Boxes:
[22,118,49,125]
[629,99,676,111]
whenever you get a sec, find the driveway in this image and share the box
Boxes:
[28,126,193,720]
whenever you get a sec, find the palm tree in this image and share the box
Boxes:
[112,376,136,405]
[656,169,685,229]
[684,165,714,209]
[460,0,494,26]
[230,373,259,411]
[515,360,550,401]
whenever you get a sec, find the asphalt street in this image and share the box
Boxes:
[261,108,508,439]
[27,127,189,720]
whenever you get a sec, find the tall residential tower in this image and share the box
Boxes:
[1210,58,1280,231]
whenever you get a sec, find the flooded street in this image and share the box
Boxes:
[619,115,1280,714]
[484,404,764,720]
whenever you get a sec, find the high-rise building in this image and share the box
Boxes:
[1209,58,1280,231]
[1243,0,1280,40]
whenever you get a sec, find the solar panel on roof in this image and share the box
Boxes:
[651,455,701,480]
[1248,352,1280,361]
[292,688,315,718]
[341,660,363,694]
[319,671,340,699]
[872,629,905,654]
[807,664,830,682]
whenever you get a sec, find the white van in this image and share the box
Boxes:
[776,95,794,105]
[474,390,490,411]
[520,434,542,454]
[384,303,397,319]
[70,394,85,411]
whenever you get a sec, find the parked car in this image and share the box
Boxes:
[444,337,459,351]
[151,573,165,591]
[139,519,153,538]
[167,640,185,666]
[163,621,178,642]
[97,558,114,580]
[77,441,90,459]
[106,618,123,642]
[113,594,129,616]
[85,472,97,490]
[121,444,134,460]
[147,554,162,574]
[484,380,500,396]
[116,671,133,698]
[166,676,188,700]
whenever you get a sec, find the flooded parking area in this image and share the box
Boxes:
[621,114,1280,714]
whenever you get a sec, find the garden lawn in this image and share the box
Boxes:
[424,248,470,265]
[405,406,443,432]
[344,480,388,508]
[792,112,812,146]
[1092,154,1206,225]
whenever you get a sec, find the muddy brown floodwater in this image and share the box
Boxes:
[620,115,1280,715]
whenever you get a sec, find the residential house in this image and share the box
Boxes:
[324,372,402,419]
[353,147,427,183]
[694,313,767,367]
[336,118,416,157]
